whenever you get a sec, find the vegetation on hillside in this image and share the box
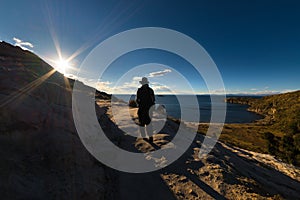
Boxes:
[225,91,300,166]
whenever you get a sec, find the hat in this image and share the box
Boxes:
[139,77,149,85]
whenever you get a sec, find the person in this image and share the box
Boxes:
[136,77,155,142]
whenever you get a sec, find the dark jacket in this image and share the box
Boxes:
[136,84,155,109]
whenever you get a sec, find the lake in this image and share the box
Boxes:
[114,95,263,123]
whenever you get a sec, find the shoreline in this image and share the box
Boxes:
[96,96,296,168]
[112,95,263,124]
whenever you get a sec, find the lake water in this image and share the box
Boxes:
[115,95,263,123]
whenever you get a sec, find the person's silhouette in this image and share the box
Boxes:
[136,77,155,142]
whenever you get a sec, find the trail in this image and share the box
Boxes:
[97,100,300,200]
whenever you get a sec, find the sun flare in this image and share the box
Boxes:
[55,58,70,74]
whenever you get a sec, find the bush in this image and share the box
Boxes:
[264,132,278,155]
[128,100,138,108]
[293,134,300,151]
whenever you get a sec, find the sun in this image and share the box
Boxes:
[55,58,70,74]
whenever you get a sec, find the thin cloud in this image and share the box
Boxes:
[249,90,281,95]
[132,76,143,81]
[96,81,113,93]
[95,69,174,94]
[13,37,34,51]
[224,88,293,95]
[149,69,172,77]
[112,80,139,94]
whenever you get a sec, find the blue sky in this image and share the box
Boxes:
[1,0,299,94]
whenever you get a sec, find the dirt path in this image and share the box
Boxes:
[97,100,300,200]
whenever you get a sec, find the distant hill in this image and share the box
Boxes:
[226,91,300,165]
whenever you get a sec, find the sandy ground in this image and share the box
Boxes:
[96,100,300,200]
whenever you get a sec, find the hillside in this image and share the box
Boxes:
[226,91,300,165]
[0,41,114,199]
[1,41,300,199]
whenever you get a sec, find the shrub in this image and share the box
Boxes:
[128,100,138,108]
[293,134,300,151]
[264,132,278,155]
